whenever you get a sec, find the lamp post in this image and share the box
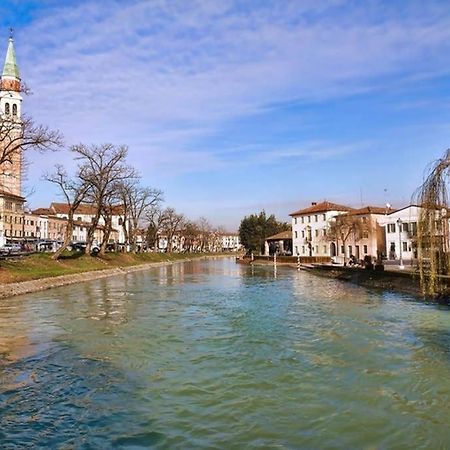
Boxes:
[397,218,404,269]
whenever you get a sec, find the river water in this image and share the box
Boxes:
[1,258,449,449]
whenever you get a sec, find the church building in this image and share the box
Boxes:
[0,36,25,246]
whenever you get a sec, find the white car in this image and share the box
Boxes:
[0,243,22,255]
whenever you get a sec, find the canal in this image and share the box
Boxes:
[1,258,449,448]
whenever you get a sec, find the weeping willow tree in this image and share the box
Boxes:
[414,149,450,297]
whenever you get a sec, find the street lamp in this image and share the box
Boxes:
[397,218,404,269]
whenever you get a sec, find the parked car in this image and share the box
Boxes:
[69,241,87,251]
[0,243,22,255]
[69,241,100,255]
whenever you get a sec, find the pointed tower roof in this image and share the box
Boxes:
[2,38,20,79]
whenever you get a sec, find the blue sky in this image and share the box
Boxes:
[1,0,450,229]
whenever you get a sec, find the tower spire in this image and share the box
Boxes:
[1,33,20,92]
[2,35,20,80]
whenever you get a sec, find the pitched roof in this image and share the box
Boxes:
[51,202,97,215]
[51,202,124,215]
[0,189,25,201]
[32,207,53,215]
[290,201,352,216]
[266,230,292,240]
[348,205,394,216]
[2,38,20,79]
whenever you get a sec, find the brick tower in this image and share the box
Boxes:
[0,35,23,197]
[0,35,25,246]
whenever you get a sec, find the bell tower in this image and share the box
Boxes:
[0,32,23,197]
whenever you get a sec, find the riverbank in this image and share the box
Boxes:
[0,253,228,299]
[237,256,450,303]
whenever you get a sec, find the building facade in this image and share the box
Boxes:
[383,205,421,262]
[290,201,351,258]
[332,206,389,263]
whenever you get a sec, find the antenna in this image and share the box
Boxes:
[9,27,14,40]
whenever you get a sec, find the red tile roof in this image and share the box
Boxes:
[348,206,395,216]
[32,207,53,215]
[0,189,25,201]
[266,230,292,240]
[50,202,124,215]
[290,201,352,216]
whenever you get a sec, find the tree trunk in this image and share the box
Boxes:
[52,213,74,260]
[85,212,101,255]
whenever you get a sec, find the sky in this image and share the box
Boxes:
[1,0,450,230]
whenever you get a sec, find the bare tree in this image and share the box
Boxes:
[118,180,163,252]
[44,164,90,259]
[73,143,136,254]
[1,115,62,169]
[413,148,450,296]
[145,205,168,251]
[196,216,212,252]
[181,220,200,253]
[162,208,184,253]
[327,214,366,265]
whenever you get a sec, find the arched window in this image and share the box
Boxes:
[12,104,17,116]
[5,103,10,115]
[118,218,123,226]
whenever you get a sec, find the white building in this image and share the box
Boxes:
[290,201,351,257]
[49,202,128,245]
[383,205,421,262]
[221,233,241,252]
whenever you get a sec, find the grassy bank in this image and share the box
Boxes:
[0,252,216,285]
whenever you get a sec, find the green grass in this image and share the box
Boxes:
[0,251,218,284]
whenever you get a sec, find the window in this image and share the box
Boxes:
[315,245,318,253]
[363,245,368,254]
[12,104,17,116]
[308,216,311,223]
[322,214,326,221]
[78,217,82,221]
[362,231,369,239]
[301,230,305,238]
[294,218,297,225]
[295,231,298,238]
[323,228,327,236]
[341,245,344,254]
[348,245,352,256]
[5,102,10,115]
[323,245,327,253]
[411,222,417,236]
[315,215,318,222]
[315,229,319,237]
[403,242,408,252]
[387,223,396,233]
[402,222,409,233]
[301,217,304,224]
[295,246,298,255]
[302,246,305,254]
[118,217,123,226]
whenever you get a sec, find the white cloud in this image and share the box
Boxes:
[11,0,450,207]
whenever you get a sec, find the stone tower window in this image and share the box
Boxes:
[5,102,10,115]
[12,104,17,116]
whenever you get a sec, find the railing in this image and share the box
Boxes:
[242,255,331,264]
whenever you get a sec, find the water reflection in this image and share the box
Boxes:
[0,258,449,448]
